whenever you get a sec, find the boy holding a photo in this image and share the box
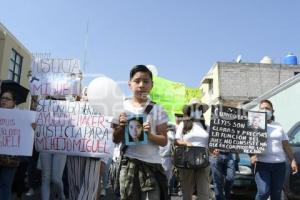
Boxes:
[112,65,169,200]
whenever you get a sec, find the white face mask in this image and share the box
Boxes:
[191,110,202,120]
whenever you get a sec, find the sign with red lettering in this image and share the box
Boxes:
[0,108,36,156]
[34,99,114,158]
[30,58,81,96]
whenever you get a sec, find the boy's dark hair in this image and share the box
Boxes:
[129,65,153,81]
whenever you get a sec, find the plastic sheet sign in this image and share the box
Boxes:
[150,76,202,122]
[34,99,114,158]
[30,58,81,96]
[209,105,267,154]
[0,108,36,156]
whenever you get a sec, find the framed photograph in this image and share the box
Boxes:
[125,114,148,145]
[247,111,267,131]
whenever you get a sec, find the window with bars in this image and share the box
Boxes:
[8,49,23,83]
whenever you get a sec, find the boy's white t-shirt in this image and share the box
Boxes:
[175,121,209,148]
[117,98,169,164]
[257,121,289,163]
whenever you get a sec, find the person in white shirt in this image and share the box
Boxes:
[160,123,176,183]
[175,99,210,200]
[250,99,298,200]
[112,65,169,200]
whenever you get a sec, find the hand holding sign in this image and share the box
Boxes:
[87,76,124,117]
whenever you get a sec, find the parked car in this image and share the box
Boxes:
[283,122,300,200]
[231,153,257,200]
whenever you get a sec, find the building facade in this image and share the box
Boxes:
[200,61,300,120]
[0,23,32,86]
[243,73,300,132]
[0,22,32,107]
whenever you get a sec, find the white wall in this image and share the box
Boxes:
[246,81,300,132]
[269,82,300,132]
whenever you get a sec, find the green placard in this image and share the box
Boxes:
[150,76,202,122]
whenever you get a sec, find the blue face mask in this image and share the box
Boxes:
[266,110,273,120]
[260,109,273,120]
[191,110,202,120]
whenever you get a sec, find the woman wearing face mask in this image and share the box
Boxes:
[174,98,210,200]
[250,100,298,200]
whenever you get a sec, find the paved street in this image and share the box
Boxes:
[15,186,255,200]
[16,187,183,200]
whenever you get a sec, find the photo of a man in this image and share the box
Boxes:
[247,112,266,131]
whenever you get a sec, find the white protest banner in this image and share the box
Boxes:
[0,108,36,156]
[30,58,81,96]
[35,99,114,158]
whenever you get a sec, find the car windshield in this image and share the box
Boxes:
[289,125,300,146]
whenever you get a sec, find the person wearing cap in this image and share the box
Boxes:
[175,98,210,200]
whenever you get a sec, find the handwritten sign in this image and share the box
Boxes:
[35,99,114,158]
[208,105,267,154]
[0,108,36,156]
[30,58,81,96]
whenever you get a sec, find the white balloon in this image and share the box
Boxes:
[87,76,124,117]
[146,64,158,76]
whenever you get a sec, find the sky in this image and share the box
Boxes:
[1,0,300,95]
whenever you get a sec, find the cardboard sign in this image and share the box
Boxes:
[209,105,267,154]
[0,108,36,156]
[30,58,81,96]
[35,99,114,158]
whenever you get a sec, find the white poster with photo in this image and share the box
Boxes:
[0,108,36,156]
[30,58,81,96]
[34,99,114,158]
